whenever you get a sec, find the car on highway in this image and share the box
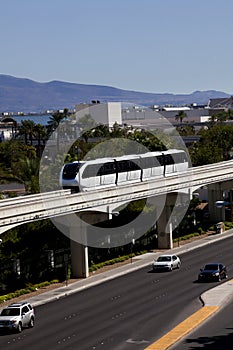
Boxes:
[198,262,228,282]
[0,302,35,333]
[152,254,181,271]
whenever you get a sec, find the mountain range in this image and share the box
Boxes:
[0,74,231,113]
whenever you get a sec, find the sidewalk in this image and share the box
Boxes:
[25,228,233,308]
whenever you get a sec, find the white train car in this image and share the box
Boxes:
[60,149,189,192]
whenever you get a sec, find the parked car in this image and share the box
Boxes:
[0,302,35,333]
[198,263,227,282]
[152,254,181,271]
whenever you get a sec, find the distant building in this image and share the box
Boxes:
[159,108,210,124]
[75,101,122,127]
[207,96,233,110]
[0,117,17,142]
[121,104,210,129]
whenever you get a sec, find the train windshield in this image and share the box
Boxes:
[62,162,83,180]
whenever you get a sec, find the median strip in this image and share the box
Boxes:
[144,306,219,350]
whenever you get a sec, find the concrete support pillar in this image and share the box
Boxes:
[69,211,110,278]
[157,193,178,249]
[70,239,89,278]
[157,220,173,249]
[208,183,225,222]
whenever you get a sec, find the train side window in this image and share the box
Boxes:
[171,152,188,164]
[129,160,140,171]
[117,160,141,172]
[82,164,103,178]
[117,160,128,172]
[98,162,116,175]
[140,157,159,169]
[164,154,174,165]
[156,155,164,166]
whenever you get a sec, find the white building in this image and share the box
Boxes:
[75,102,122,127]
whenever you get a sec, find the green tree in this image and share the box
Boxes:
[18,120,36,145]
[227,108,233,120]
[189,142,221,166]
[175,110,187,124]
[47,110,68,133]
[208,110,233,128]
[208,114,218,127]
[77,114,96,129]
[47,110,69,152]
[34,124,47,157]
[216,111,227,124]
[176,125,195,136]
[189,124,233,165]
[13,157,40,193]
[128,129,166,152]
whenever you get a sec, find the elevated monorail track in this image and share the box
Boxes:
[1,160,233,231]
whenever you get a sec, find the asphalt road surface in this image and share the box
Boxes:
[0,236,233,350]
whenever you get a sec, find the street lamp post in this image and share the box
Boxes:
[173,217,180,247]
[64,254,69,287]
[130,238,135,264]
[129,228,135,263]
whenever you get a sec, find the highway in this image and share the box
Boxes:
[0,235,233,350]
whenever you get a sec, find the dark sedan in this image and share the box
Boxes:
[198,262,227,282]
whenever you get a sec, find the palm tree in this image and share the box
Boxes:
[175,110,187,124]
[18,120,36,145]
[34,124,47,157]
[16,157,40,193]
[47,111,67,134]
[47,110,69,151]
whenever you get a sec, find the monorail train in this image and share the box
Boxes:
[60,149,189,192]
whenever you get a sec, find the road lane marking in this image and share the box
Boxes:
[144,306,219,350]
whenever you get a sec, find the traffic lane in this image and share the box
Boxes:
[25,258,227,350]
[0,268,206,350]
[0,236,233,349]
[0,238,233,350]
[0,242,232,350]
[0,266,209,350]
[179,235,233,279]
[170,299,233,349]
[143,239,233,350]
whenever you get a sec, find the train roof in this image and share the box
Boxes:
[66,149,186,165]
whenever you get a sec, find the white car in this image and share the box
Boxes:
[0,302,35,333]
[152,254,181,271]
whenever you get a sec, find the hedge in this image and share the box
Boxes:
[0,280,59,305]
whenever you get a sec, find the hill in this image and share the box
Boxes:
[0,74,231,113]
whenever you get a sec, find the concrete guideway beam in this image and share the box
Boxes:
[2,159,233,232]
[1,160,233,276]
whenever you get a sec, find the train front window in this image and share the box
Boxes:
[63,163,83,179]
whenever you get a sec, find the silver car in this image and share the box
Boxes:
[152,254,181,271]
[0,302,35,333]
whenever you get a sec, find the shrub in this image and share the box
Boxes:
[0,280,60,305]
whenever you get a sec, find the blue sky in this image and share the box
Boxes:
[1,0,233,94]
